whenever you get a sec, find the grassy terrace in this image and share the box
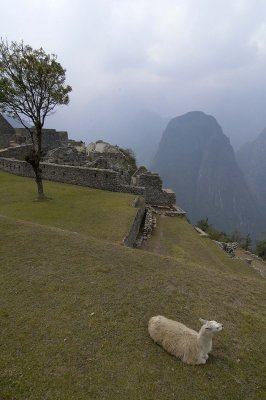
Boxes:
[142,215,261,276]
[0,171,136,243]
[0,171,265,399]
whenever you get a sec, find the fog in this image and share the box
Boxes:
[2,0,266,160]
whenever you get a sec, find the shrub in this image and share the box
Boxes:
[256,240,266,260]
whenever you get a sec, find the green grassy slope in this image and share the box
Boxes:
[0,172,265,399]
[142,215,261,277]
[0,171,136,243]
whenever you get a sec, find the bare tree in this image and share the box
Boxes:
[0,39,72,199]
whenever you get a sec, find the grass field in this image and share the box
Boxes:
[0,172,265,399]
[0,171,136,243]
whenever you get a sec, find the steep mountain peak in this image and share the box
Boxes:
[163,111,229,146]
[152,111,263,237]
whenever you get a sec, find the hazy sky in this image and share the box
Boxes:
[2,0,266,148]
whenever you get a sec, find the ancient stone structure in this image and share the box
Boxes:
[87,141,125,163]
[123,196,146,247]
[143,208,156,241]
[87,141,136,183]
[0,156,144,195]
[0,113,68,150]
[0,152,179,210]
[0,114,16,148]
[15,127,68,150]
[132,170,176,207]
[44,145,86,166]
[0,144,33,160]
[0,118,184,248]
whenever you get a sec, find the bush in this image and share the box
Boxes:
[208,230,230,242]
[256,240,266,260]
[241,234,252,251]
[196,218,211,232]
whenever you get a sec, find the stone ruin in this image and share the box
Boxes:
[0,114,186,246]
[44,144,86,166]
[0,113,68,150]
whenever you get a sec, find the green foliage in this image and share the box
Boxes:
[241,233,252,251]
[119,146,137,175]
[230,229,242,243]
[256,239,266,260]
[196,218,255,247]
[197,218,230,241]
[208,230,230,242]
[0,39,72,198]
[196,217,211,232]
[0,38,72,128]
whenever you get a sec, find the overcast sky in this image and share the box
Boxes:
[2,0,266,148]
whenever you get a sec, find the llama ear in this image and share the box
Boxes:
[199,318,208,325]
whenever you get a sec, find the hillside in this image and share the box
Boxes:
[151,111,263,237]
[0,172,265,399]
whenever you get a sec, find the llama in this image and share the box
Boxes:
[148,316,223,365]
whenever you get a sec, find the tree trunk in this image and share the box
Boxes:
[25,124,46,200]
[27,155,46,200]
[34,124,46,200]
[34,163,46,200]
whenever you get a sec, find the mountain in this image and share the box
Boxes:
[151,111,263,237]
[236,129,266,214]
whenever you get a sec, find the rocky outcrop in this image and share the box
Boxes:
[213,241,238,257]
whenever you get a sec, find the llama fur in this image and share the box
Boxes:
[148,316,223,365]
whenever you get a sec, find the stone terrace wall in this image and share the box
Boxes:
[0,157,145,196]
[123,196,146,247]
[0,145,32,160]
[15,128,66,149]
[134,172,176,206]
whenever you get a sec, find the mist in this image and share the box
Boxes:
[2,0,266,159]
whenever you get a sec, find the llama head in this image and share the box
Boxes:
[199,318,224,333]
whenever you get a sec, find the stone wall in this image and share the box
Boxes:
[0,157,145,196]
[0,156,175,207]
[57,131,68,142]
[15,128,67,149]
[0,114,16,148]
[44,146,87,165]
[123,196,146,247]
[133,172,176,206]
[0,145,32,160]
